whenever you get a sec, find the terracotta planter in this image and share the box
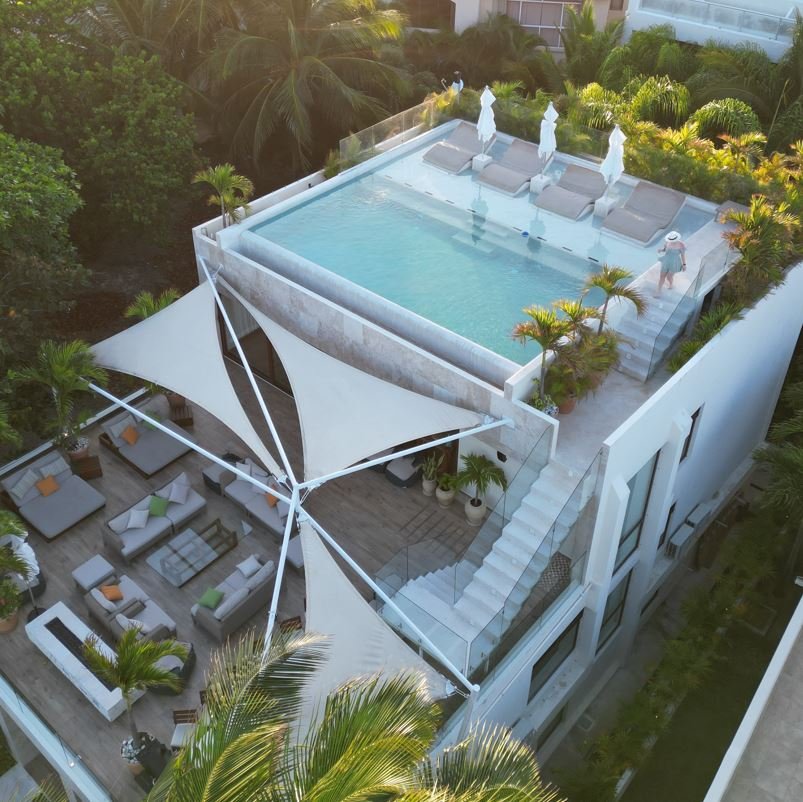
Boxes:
[167,392,186,410]
[127,761,145,776]
[465,498,487,526]
[435,487,456,508]
[422,477,437,496]
[67,445,90,462]
[558,396,577,415]
[0,611,20,633]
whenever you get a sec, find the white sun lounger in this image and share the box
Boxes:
[533,164,607,220]
[477,139,547,195]
[423,121,486,174]
[602,181,685,243]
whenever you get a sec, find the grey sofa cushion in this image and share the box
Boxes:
[213,588,249,620]
[245,494,289,537]
[20,474,106,540]
[2,451,76,507]
[117,420,193,476]
[223,478,257,508]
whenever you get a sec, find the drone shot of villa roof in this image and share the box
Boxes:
[1,1,803,801]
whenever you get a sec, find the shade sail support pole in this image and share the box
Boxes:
[87,383,293,504]
[199,258,297,485]
[303,512,479,696]
[263,488,299,658]
[298,417,512,490]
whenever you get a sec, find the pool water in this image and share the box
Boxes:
[251,176,607,364]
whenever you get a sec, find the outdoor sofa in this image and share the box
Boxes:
[84,574,177,641]
[104,471,207,562]
[533,164,607,220]
[477,139,547,195]
[220,458,290,539]
[191,554,275,641]
[1,451,106,540]
[99,395,194,477]
[602,181,685,243]
[423,121,488,174]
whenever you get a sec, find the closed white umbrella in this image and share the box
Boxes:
[538,101,559,161]
[600,124,627,188]
[476,85,496,154]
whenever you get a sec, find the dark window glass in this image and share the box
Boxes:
[536,704,567,751]
[615,452,660,570]
[597,573,631,651]
[680,408,702,462]
[528,614,583,701]
[658,501,677,550]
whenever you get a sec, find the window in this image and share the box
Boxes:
[680,408,702,462]
[658,501,677,550]
[597,572,631,651]
[536,704,567,751]
[615,452,660,570]
[641,588,660,616]
[528,614,583,701]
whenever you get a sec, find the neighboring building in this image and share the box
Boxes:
[1,116,802,801]
[625,0,802,62]
[704,595,803,802]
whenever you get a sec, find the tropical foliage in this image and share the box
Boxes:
[147,630,562,802]
[125,289,182,321]
[457,453,508,503]
[584,266,646,334]
[193,164,254,227]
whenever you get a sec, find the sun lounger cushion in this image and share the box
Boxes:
[534,185,596,220]
[422,121,485,174]
[556,164,607,200]
[602,182,685,243]
[478,163,531,195]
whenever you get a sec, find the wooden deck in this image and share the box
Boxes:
[0,365,472,801]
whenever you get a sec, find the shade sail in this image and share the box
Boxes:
[91,283,283,477]
[300,521,449,726]
[221,281,484,481]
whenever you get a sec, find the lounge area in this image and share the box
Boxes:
[0,363,472,802]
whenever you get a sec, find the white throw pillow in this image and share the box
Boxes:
[108,511,130,535]
[39,454,70,478]
[10,469,40,504]
[168,481,190,505]
[127,507,150,530]
[245,561,275,591]
[90,588,118,613]
[237,555,262,579]
[251,468,269,483]
[109,414,136,441]
[213,587,249,620]
[115,613,144,632]
[235,460,252,477]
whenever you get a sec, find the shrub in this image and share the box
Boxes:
[690,99,762,141]
[628,76,690,127]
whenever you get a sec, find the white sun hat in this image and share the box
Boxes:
[665,231,681,242]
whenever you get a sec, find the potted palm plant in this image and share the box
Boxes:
[193,164,254,228]
[435,473,459,507]
[10,340,107,461]
[0,578,23,633]
[512,306,571,406]
[457,453,508,526]
[83,629,188,774]
[583,265,646,333]
[420,452,443,496]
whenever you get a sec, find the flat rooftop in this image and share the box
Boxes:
[0,361,472,801]
[240,124,715,366]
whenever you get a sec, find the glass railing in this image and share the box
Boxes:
[639,0,796,41]
[375,423,554,607]
[467,451,602,678]
[645,238,737,377]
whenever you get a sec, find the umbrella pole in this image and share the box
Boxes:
[26,579,44,622]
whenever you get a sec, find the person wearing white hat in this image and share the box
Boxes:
[656,230,686,295]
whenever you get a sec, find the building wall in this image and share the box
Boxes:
[438,264,803,755]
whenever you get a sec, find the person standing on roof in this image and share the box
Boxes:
[656,231,686,296]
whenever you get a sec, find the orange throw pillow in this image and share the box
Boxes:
[121,425,139,445]
[265,493,279,508]
[35,475,60,497]
[100,584,123,602]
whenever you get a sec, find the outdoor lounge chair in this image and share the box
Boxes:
[602,181,685,243]
[533,164,607,220]
[422,121,486,174]
[477,139,547,195]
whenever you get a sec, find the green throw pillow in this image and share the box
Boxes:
[149,495,169,517]
[199,588,224,610]
[143,410,162,430]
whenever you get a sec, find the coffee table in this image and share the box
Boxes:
[146,519,237,587]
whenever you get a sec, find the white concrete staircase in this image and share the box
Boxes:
[382,459,586,673]
[614,291,696,381]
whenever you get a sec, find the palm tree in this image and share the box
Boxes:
[513,306,571,398]
[84,629,189,752]
[147,630,563,802]
[199,0,405,169]
[193,164,254,227]
[559,1,624,86]
[125,289,181,321]
[553,298,600,339]
[0,402,21,450]
[0,513,31,581]
[583,265,647,334]
[10,341,107,449]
